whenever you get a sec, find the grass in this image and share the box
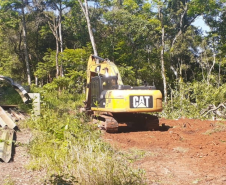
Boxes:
[173,147,189,153]
[23,88,146,184]
[118,148,150,163]
[204,122,226,135]
[2,176,15,185]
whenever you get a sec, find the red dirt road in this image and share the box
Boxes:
[103,118,226,185]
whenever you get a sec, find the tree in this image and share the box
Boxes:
[0,0,31,84]
[77,0,98,56]
[44,0,71,77]
[158,0,167,102]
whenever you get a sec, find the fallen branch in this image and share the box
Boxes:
[201,103,226,119]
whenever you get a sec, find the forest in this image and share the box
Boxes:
[1,0,226,119]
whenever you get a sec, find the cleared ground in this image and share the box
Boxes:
[103,118,226,185]
[1,118,226,185]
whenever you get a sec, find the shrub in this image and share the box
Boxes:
[25,88,146,184]
[161,81,226,119]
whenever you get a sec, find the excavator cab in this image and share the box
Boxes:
[90,75,118,107]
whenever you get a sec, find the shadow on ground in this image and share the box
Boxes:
[45,174,78,185]
[117,123,172,133]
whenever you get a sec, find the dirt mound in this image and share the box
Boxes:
[103,118,226,185]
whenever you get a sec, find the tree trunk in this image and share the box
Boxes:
[35,76,38,86]
[161,25,167,102]
[21,0,31,85]
[59,20,63,77]
[56,30,59,78]
[44,2,65,78]
[59,2,64,77]
[207,38,216,86]
[159,5,167,103]
[78,0,98,57]
[218,57,221,88]
[47,17,60,78]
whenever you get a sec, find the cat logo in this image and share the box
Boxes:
[130,96,153,108]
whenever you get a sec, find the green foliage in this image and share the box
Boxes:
[0,0,226,121]
[192,82,226,108]
[187,0,220,17]
[2,176,15,185]
[24,88,146,184]
[0,82,23,105]
[43,77,70,91]
[0,54,22,79]
[161,82,226,119]
[35,48,88,91]
[35,49,56,80]
[31,86,84,111]
[62,48,88,92]
[0,32,23,80]
[118,65,137,85]
[123,0,139,11]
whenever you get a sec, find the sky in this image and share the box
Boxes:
[192,16,211,34]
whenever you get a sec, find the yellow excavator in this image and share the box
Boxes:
[82,55,162,132]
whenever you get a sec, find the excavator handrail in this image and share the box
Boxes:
[0,75,31,103]
[91,55,106,61]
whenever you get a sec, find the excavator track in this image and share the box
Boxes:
[99,114,119,133]
[113,113,160,131]
[91,112,159,133]
[0,128,14,162]
[93,113,119,133]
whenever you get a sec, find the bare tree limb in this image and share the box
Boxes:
[77,0,98,56]
[201,103,226,119]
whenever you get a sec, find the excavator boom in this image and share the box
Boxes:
[0,75,31,103]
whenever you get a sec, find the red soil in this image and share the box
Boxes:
[103,118,226,185]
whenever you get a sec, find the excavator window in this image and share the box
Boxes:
[90,76,118,107]
[102,77,118,90]
[90,76,101,107]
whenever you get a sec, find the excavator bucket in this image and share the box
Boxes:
[0,106,16,162]
[0,76,29,162]
[0,129,14,162]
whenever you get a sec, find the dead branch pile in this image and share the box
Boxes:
[201,103,226,119]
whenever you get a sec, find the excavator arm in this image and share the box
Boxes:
[0,75,31,104]
[0,76,31,162]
